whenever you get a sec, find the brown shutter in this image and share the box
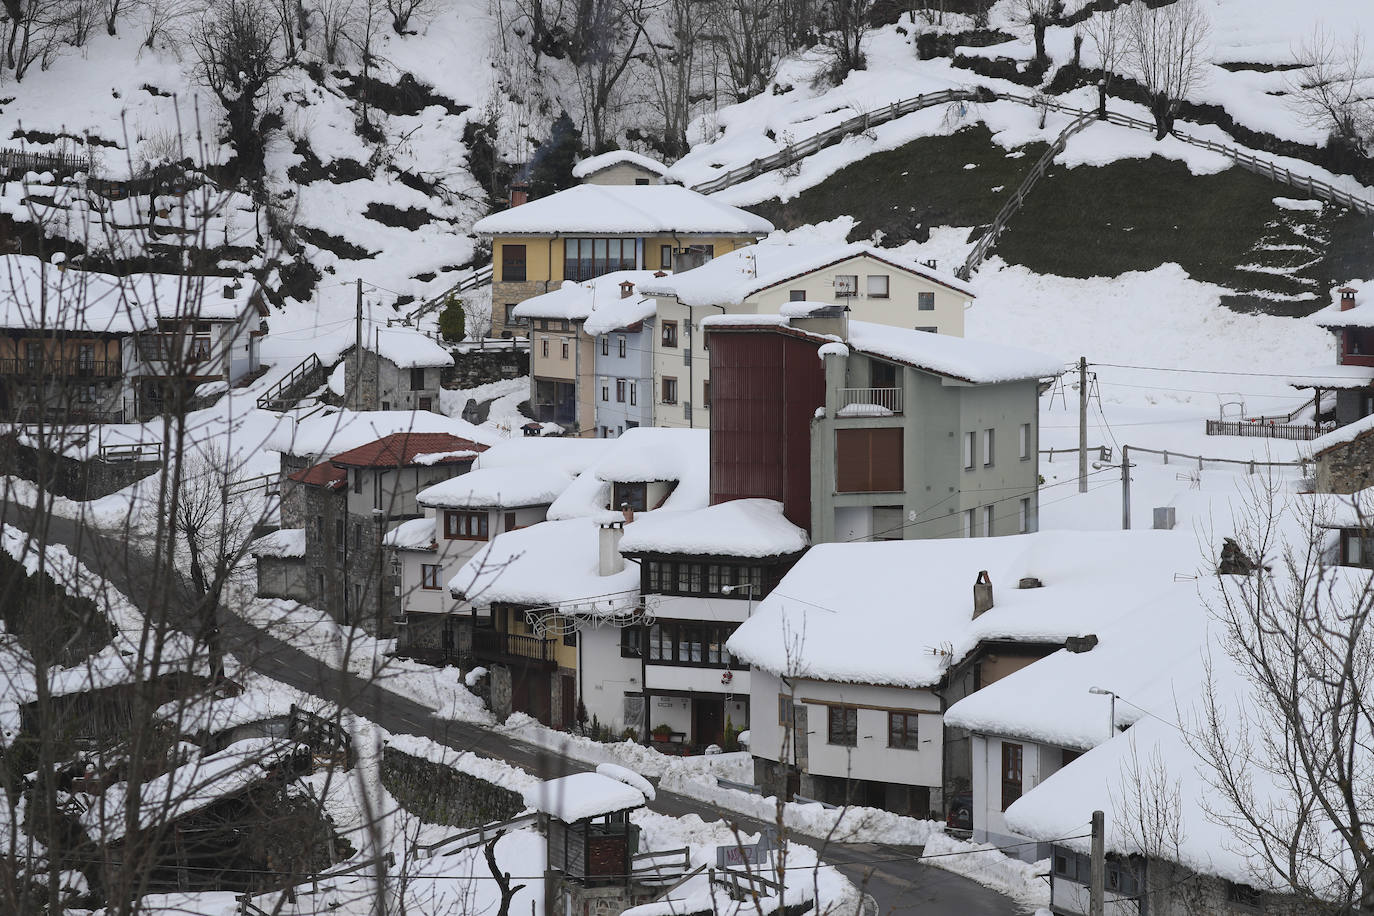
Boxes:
[836,428,903,492]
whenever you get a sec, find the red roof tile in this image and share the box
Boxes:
[329,432,489,469]
[287,461,348,489]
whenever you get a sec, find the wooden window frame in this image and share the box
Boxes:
[420,564,441,590]
[887,711,920,750]
[1001,741,1023,811]
[501,244,527,282]
[835,427,903,493]
[827,705,858,747]
[661,320,678,349]
[444,510,490,540]
[661,376,678,404]
[410,367,426,391]
[616,379,626,403]
[866,274,890,298]
[618,335,627,358]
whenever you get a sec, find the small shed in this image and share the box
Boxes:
[525,772,645,885]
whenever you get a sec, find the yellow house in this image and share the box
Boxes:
[472,184,773,339]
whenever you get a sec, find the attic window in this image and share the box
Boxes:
[613,481,648,512]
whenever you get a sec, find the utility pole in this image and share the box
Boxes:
[1089,810,1105,916]
[354,278,363,412]
[1078,356,1088,493]
[1121,445,1131,530]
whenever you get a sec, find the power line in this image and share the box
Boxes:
[1090,362,1360,382]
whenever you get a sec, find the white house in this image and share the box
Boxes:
[638,242,975,428]
[572,150,669,186]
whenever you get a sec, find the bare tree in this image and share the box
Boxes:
[1079,1,1125,120]
[644,0,710,157]
[573,0,651,151]
[818,0,871,82]
[1288,27,1373,160]
[1013,0,1061,69]
[188,0,290,183]
[1124,0,1209,139]
[1194,479,1374,912]
[707,0,781,102]
[2,0,66,80]
[142,0,194,47]
[384,0,424,33]
[312,0,355,63]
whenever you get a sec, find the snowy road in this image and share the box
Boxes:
[11,503,1024,916]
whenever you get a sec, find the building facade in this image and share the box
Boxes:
[342,327,453,413]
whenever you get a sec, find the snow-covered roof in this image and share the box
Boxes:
[619,499,808,558]
[383,517,436,550]
[417,466,571,509]
[513,270,664,322]
[639,242,974,305]
[451,517,639,614]
[473,436,615,475]
[1288,365,1374,390]
[472,185,773,237]
[523,772,645,821]
[82,738,296,842]
[727,530,1205,687]
[249,528,306,559]
[366,325,454,368]
[1309,282,1372,328]
[548,427,708,520]
[1311,488,1374,529]
[1311,412,1374,456]
[703,315,1064,385]
[572,150,668,180]
[0,255,253,334]
[267,409,498,460]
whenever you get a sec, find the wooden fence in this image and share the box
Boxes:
[1204,419,1332,441]
[0,148,91,177]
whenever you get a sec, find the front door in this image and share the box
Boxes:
[693,697,725,749]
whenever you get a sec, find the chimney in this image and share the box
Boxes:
[620,280,635,299]
[973,570,994,618]
[622,504,634,524]
[1340,287,1358,311]
[509,182,529,208]
[792,304,850,341]
[599,520,626,576]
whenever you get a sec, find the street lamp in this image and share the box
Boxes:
[1088,686,1116,740]
[721,582,757,616]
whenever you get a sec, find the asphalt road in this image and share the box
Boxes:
[7,501,1025,916]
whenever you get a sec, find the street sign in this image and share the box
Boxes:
[715,827,776,867]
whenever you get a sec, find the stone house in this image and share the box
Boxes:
[328,431,488,634]
[640,243,975,429]
[268,459,350,617]
[1312,417,1374,494]
[472,183,771,338]
[570,150,668,186]
[249,529,310,602]
[342,326,453,413]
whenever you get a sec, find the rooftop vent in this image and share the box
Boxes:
[1017,577,1043,589]
[973,570,993,618]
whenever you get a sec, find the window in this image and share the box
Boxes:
[335,519,345,556]
[421,564,441,590]
[444,510,489,540]
[888,711,920,749]
[77,344,95,371]
[629,381,637,406]
[827,706,858,746]
[964,508,976,538]
[77,383,96,404]
[777,694,793,726]
[601,337,609,356]
[642,620,743,667]
[354,522,362,548]
[563,629,578,647]
[1226,882,1263,908]
[419,397,432,411]
[870,360,897,389]
[541,338,549,358]
[661,320,678,348]
[835,274,858,297]
[661,377,678,404]
[620,627,643,658]
[504,304,519,327]
[1053,852,1079,881]
[660,245,673,269]
[564,237,637,281]
[635,177,650,185]
[836,428,903,492]
[1346,531,1364,565]
[504,511,517,531]
[1018,498,1030,534]
[1107,863,1140,897]
[601,383,609,402]
[612,481,648,512]
[136,335,160,361]
[616,379,626,402]
[866,274,889,298]
[647,560,765,599]
[789,289,807,302]
[984,505,995,537]
[315,515,325,541]
[703,380,711,410]
[918,291,935,310]
[353,470,363,494]
[501,244,527,282]
[410,367,426,391]
[983,428,995,466]
[561,339,569,359]
[915,326,938,333]
[963,431,976,470]
[1019,422,1031,459]
[190,336,212,362]
[1061,748,1081,767]
[1001,742,1023,811]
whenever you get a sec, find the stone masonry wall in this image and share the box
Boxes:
[380,746,525,827]
[492,280,556,338]
[0,434,160,500]
[444,347,530,389]
[1317,433,1374,494]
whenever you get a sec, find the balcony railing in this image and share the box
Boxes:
[837,387,903,415]
[471,629,559,666]
[0,358,121,378]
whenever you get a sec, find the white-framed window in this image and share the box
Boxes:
[984,505,995,537]
[983,428,995,467]
[789,290,806,302]
[540,337,549,358]
[1019,422,1031,460]
[601,383,609,402]
[600,337,609,356]
[963,431,975,470]
[834,275,858,297]
[1018,498,1030,534]
[618,335,627,358]
[866,275,889,298]
[918,291,935,310]
[963,508,976,538]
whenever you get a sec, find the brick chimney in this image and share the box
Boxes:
[973,570,994,618]
[1340,287,1358,311]
[508,182,529,208]
[620,280,635,299]
[599,520,626,576]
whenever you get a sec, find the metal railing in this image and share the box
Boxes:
[471,629,559,663]
[257,353,325,410]
[1205,419,1334,441]
[224,472,281,499]
[837,386,903,414]
[418,813,539,858]
[98,441,163,462]
[404,263,494,326]
[0,357,121,378]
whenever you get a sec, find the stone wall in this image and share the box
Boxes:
[380,746,525,827]
[295,484,349,618]
[489,665,513,722]
[0,434,160,500]
[491,280,556,338]
[1317,432,1374,494]
[444,346,530,389]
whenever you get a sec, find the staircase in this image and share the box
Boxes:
[256,353,328,411]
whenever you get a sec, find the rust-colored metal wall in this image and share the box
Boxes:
[709,331,824,530]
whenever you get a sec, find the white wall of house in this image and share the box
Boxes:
[577,625,644,734]
[399,504,548,616]
[970,733,1075,861]
[748,669,943,789]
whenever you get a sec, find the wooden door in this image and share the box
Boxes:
[694,697,725,748]
[561,675,576,731]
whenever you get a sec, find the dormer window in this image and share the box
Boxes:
[612,481,648,512]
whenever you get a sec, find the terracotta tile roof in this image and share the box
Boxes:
[328,432,489,469]
[287,461,348,489]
